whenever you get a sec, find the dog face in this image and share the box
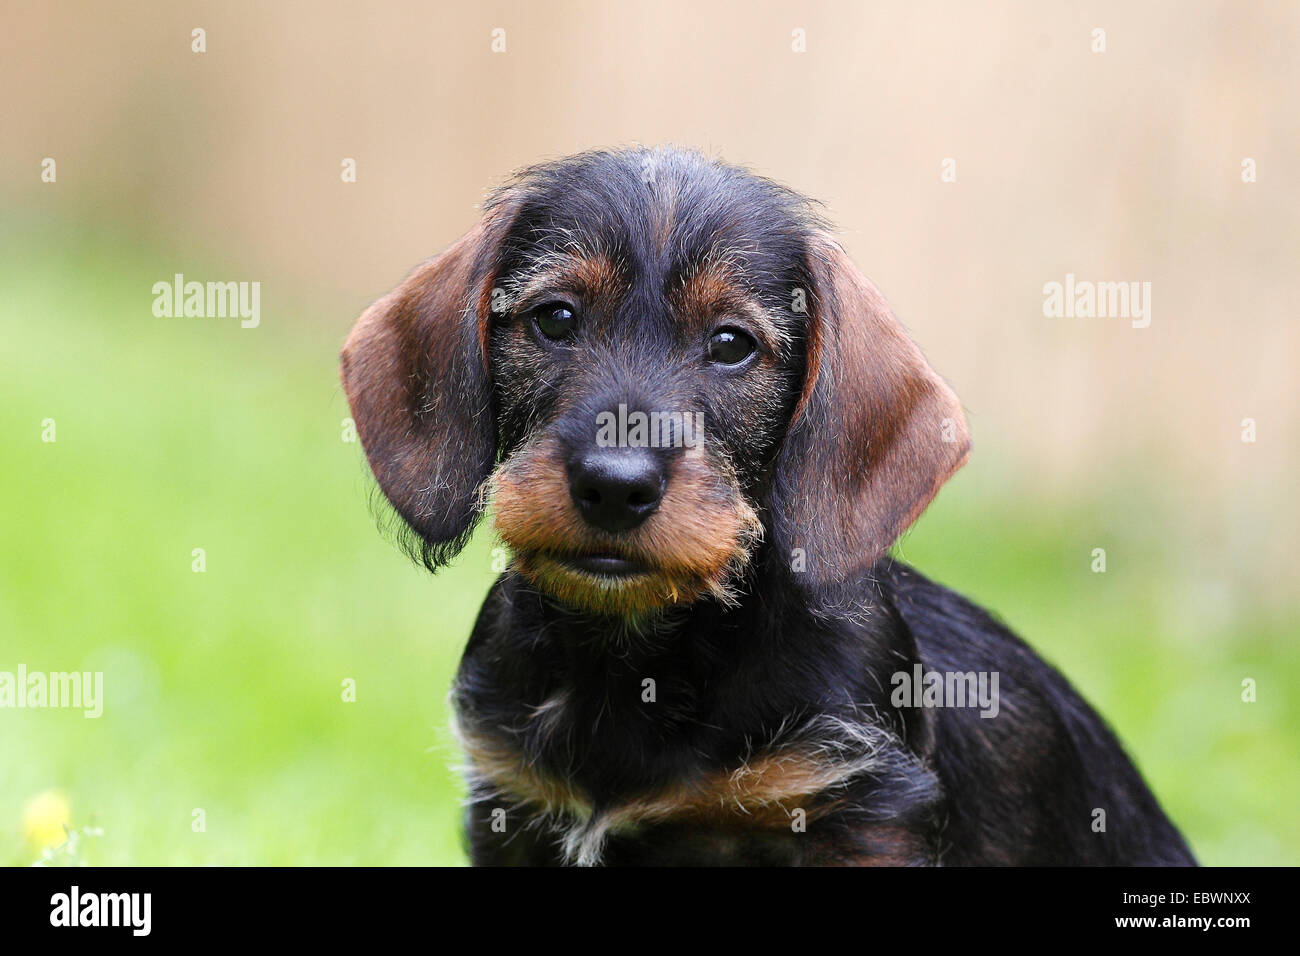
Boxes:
[342,148,970,618]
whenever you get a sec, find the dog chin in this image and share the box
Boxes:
[511,548,728,618]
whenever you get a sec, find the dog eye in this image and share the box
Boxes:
[706,327,756,366]
[533,303,577,341]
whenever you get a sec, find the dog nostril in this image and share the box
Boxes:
[568,450,666,533]
[626,487,657,508]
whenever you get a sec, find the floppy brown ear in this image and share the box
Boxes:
[771,236,970,590]
[340,210,512,568]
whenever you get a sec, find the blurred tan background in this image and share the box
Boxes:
[2,1,1296,864]
[7,1,1296,590]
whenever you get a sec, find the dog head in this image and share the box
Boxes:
[341,147,969,618]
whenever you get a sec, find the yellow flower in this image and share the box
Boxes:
[21,789,71,850]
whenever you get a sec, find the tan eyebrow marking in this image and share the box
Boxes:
[670,258,791,357]
[500,251,627,315]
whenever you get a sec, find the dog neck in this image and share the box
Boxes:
[455,555,927,801]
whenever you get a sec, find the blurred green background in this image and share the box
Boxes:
[2,1,1296,865]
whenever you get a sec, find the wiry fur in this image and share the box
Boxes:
[342,147,1196,867]
[491,435,762,618]
[454,707,929,866]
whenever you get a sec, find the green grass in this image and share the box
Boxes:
[2,218,1296,865]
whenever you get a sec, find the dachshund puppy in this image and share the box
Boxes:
[341,147,1195,866]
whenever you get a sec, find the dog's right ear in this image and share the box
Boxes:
[769,234,970,596]
[340,206,515,568]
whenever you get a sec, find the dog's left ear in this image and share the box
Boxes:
[770,235,970,588]
[340,205,515,567]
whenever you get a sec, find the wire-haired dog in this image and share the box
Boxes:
[341,147,1195,866]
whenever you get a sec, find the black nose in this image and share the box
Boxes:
[568,448,666,533]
